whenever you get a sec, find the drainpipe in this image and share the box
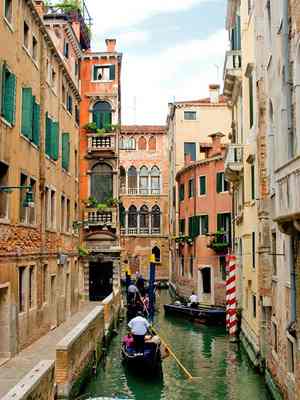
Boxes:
[289,237,297,333]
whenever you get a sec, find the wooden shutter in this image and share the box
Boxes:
[51,121,59,160]
[103,112,111,129]
[216,172,223,193]
[217,214,223,231]
[194,216,200,237]
[93,111,101,129]
[202,215,209,234]
[45,113,52,156]
[2,67,16,124]
[93,66,98,81]
[32,101,40,146]
[62,132,70,170]
[200,176,206,195]
[21,87,33,139]
[188,217,193,237]
[109,65,116,80]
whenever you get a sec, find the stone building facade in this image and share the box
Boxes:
[0,0,87,359]
[167,85,231,288]
[79,39,122,301]
[119,125,169,281]
[175,133,231,305]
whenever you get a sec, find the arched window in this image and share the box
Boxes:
[151,205,161,234]
[90,163,113,203]
[140,205,149,233]
[138,136,147,150]
[120,136,136,150]
[151,166,160,194]
[128,166,137,194]
[152,246,160,262]
[92,101,112,130]
[120,166,126,194]
[139,166,149,195]
[148,136,156,151]
[128,205,137,229]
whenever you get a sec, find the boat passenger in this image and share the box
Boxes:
[128,311,150,354]
[123,332,134,349]
[127,283,139,303]
[189,292,198,308]
[136,273,145,296]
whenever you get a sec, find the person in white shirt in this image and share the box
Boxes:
[128,311,150,353]
[127,283,138,303]
[189,292,198,308]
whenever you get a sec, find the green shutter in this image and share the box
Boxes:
[93,111,101,129]
[62,132,70,170]
[93,66,98,81]
[216,172,223,193]
[194,216,200,237]
[188,217,193,237]
[32,101,40,146]
[2,67,16,124]
[201,215,209,234]
[21,88,33,139]
[103,112,111,129]
[51,121,59,160]
[200,176,206,195]
[109,65,116,80]
[45,113,51,156]
[217,214,223,231]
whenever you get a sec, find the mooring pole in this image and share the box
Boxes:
[148,254,156,322]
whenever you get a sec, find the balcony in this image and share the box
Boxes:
[87,134,116,153]
[224,144,244,183]
[223,50,242,98]
[120,227,161,236]
[84,208,117,229]
[120,187,161,196]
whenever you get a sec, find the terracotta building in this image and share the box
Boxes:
[79,39,122,301]
[0,0,88,358]
[119,125,169,281]
[175,133,231,304]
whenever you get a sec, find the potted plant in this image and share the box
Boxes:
[207,230,230,253]
[78,245,89,257]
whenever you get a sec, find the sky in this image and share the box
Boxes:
[85,0,228,125]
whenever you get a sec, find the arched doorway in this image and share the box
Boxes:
[152,246,160,262]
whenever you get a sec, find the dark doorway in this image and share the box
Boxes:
[201,267,211,294]
[89,262,113,301]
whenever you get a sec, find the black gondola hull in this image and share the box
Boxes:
[121,343,162,375]
[164,304,226,325]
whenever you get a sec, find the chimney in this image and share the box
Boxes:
[105,39,117,52]
[209,84,220,104]
[208,132,224,157]
[34,0,46,17]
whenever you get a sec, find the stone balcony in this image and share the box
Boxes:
[120,187,161,196]
[224,144,244,183]
[87,134,116,153]
[223,50,242,98]
[84,208,117,229]
[120,227,161,236]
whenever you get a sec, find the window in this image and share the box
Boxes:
[23,21,29,49]
[93,101,112,130]
[199,176,206,195]
[184,111,196,120]
[66,198,70,232]
[188,215,208,237]
[61,195,65,232]
[91,163,113,203]
[0,162,9,219]
[4,0,12,23]
[29,266,35,309]
[93,65,115,81]
[28,178,36,225]
[32,36,38,61]
[252,294,256,318]
[67,94,73,114]
[21,87,40,146]
[272,322,278,353]
[220,256,226,281]
[231,15,241,51]
[152,247,161,262]
[140,205,149,232]
[47,189,56,230]
[252,232,256,269]
[184,142,196,161]
[128,205,137,228]
[120,166,126,193]
[272,232,277,276]
[1,65,16,124]
[74,149,78,179]
[151,205,161,233]
[216,172,229,193]
[149,136,156,151]
[249,73,254,128]
[189,257,193,277]
[19,267,26,313]
[139,166,149,195]
[251,164,255,200]
[63,41,69,58]
[120,136,136,150]
[45,113,59,160]
[19,173,28,223]
[217,213,231,243]
[151,166,160,194]
[179,219,185,235]
[62,132,70,171]
[42,264,48,304]
[138,136,147,150]
[188,178,195,198]
[128,166,137,193]
[200,215,209,235]
[179,184,185,202]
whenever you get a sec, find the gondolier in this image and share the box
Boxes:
[128,311,150,353]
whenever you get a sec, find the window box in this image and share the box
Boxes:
[207,230,230,253]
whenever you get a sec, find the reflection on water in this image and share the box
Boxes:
[82,290,272,400]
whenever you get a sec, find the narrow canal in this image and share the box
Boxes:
[82,290,272,400]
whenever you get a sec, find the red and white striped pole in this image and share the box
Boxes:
[226,255,237,339]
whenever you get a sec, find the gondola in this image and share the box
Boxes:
[164,303,226,325]
[121,336,162,375]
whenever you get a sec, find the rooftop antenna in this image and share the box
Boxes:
[214,64,220,83]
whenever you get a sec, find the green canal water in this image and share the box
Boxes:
[81,290,272,400]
